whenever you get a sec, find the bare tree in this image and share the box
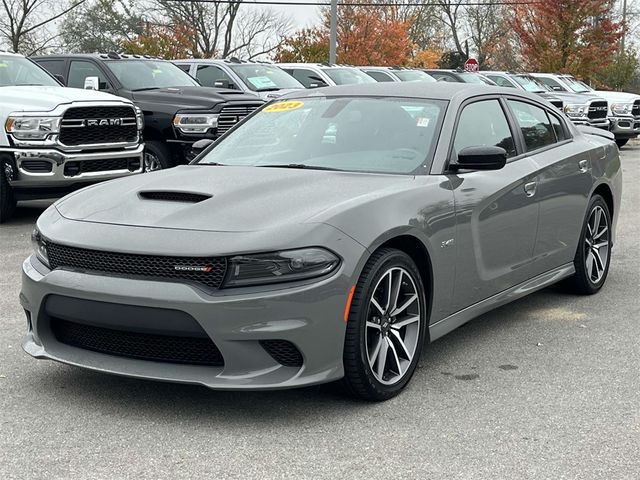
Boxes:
[465,1,509,66]
[0,0,86,53]
[229,8,291,59]
[435,0,468,58]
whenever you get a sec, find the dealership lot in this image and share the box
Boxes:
[0,147,638,479]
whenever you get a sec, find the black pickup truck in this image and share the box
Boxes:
[33,53,264,170]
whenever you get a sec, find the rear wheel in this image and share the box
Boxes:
[342,248,427,401]
[563,195,612,294]
[0,161,16,223]
[615,138,628,148]
[144,140,172,172]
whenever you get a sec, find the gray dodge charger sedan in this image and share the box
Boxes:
[21,83,622,401]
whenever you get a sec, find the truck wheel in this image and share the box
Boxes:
[0,163,17,223]
[615,139,628,148]
[144,141,172,172]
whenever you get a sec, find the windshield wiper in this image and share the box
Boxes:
[257,164,342,171]
[16,83,44,86]
[196,162,226,166]
[132,87,161,91]
[255,87,282,92]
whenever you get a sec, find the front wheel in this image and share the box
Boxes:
[0,161,16,223]
[144,141,172,172]
[563,195,612,294]
[342,248,428,401]
[615,138,628,149]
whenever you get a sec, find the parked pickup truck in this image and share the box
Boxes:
[34,53,264,169]
[0,51,144,223]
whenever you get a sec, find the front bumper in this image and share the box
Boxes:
[568,117,610,130]
[3,144,144,189]
[20,235,362,389]
[608,115,640,139]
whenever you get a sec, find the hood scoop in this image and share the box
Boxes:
[138,191,212,203]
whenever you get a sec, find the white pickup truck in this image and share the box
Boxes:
[0,51,144,222]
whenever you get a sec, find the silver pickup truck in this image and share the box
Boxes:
[0,51,144,222]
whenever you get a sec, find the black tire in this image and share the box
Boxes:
[144,140,173,171]
[0,161,16,224]
[342,248,428,401]
[615,139,628,149]
[562,195,612,295]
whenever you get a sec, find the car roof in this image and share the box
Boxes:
[32,53,167,61]
[0,51,24,58]
[280,81,540,102]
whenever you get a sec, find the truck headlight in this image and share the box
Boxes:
[563,104,588,117]
[30,228,50,268]
[610,103,633,115]
[5,116,61,140]
[224,248,340,287]
[173,113,218,134]
[135,106,144,130]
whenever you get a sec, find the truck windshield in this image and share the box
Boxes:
[393,70,436,82]
[106,60,199,90]
[324,68,376,85]
[513,75,547,93]
[228,64,303,91]
[0,55,59,87]
[197,96,446,175]
[562,77,591,93]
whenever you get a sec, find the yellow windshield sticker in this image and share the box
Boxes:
[0,62,7,68]
[264,101,304,113]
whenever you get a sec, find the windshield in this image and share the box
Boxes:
[197,96,446,175]
[513,75,547,93]
[324,68,376,85]
[393,70,436,82]
[0,55,59,87]
[228,64,303,91]
[106,59,199,90]
[457,72,493,85]
[562,76,591,93]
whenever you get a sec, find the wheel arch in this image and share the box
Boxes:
[592,182,615,219]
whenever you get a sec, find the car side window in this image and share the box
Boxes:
[68,61,111,90]
[196,65,236,89]
[508,100,556,152]
[548,113,567,142]
[365,70,394,82]
[36,59,65,77]
[453,99,517,158]
[538,77,566,92]
[290,68,325,88]
[175,64,191,73]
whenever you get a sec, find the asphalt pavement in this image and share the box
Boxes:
[1,146,639,479]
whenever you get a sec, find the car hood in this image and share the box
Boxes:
[0,86,131,112]
[552,91,606,104]
[259,88,305,100]
[131,86,261,110]
[592,90,640,103]
[55,165,415,232]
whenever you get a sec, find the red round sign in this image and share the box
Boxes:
[464,58,479,72]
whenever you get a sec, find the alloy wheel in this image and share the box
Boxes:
[144,152,162,172]
[584,205,610,284]
[366,267,421,385]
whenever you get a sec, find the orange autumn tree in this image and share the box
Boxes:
[273,27,329,63]
[512,0,623,78]
[122,21,196,60]
[327,5,412,65]
[409,48,442,68]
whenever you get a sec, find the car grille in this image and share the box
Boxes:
[632,100,640,117]
[260,340,303,367]
[216,104,261,136]
[46,242,227,289]
[63,157,141,176]
[20,160,53,173]
[59,105,138,146]
[51,317,225,366]
[588,101,608,120]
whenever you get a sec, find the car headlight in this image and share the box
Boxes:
[5,115,61,140]
[610,103,633,115]
[134,106,144,130]
[30,228,50,268]
[173,112,218,134]
[563,104,588,117]
[224,248,340,287]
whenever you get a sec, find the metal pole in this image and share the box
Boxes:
[621,0,627,53]
[329,0,337,64]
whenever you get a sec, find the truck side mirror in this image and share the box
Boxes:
[84,76,99,91]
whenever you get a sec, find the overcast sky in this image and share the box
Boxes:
[268,2,323,29]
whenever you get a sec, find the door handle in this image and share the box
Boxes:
[524,181,537,197]
[578,159,589,172]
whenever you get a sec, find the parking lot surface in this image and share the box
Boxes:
[1,146,639,480]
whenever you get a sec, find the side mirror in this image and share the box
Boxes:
[191,138,214,158]
[54,74,65,86]
[84,76,99,90]
[453,146,507,171]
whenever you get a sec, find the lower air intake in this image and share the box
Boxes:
[260,340,303,367]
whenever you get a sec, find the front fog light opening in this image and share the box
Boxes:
[224,248,340,287]
[31,228,50,268]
